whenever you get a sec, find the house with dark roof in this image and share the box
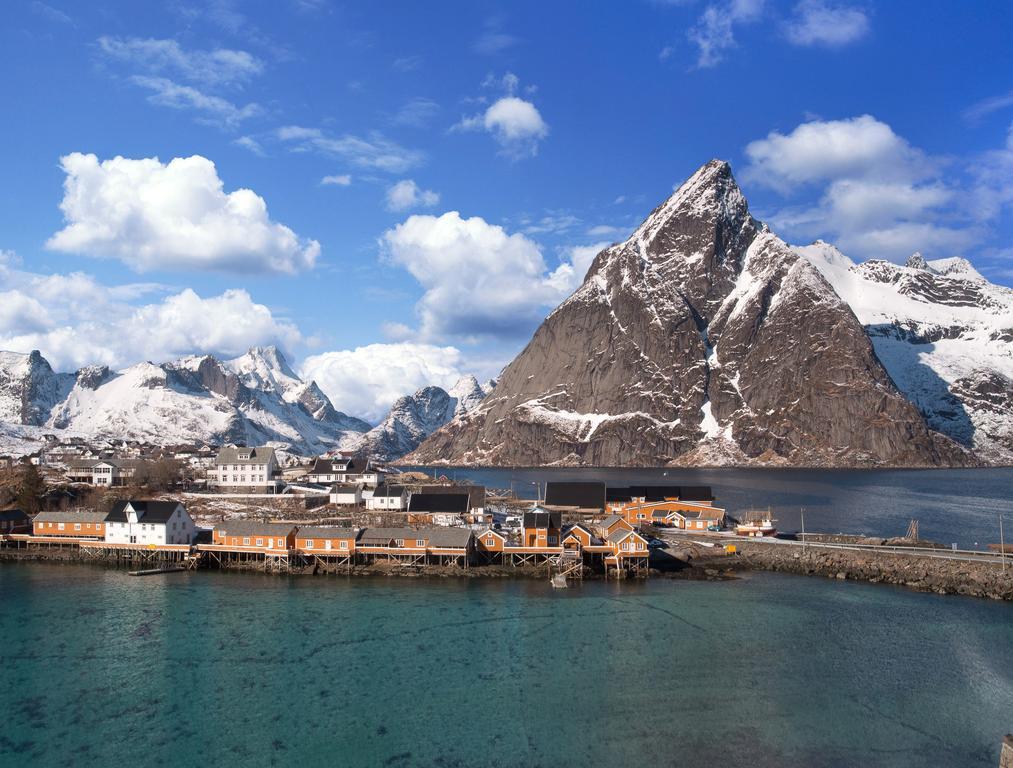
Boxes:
[306,456,385,487]
[328,483,363,506]
[211,446,281,493]
[605,485,723,528]
[365,483,407,511]
[522,507,563,548]
[104,500,195,546]
[414,484,486,516]
[64,458,141,486]
[544,481,606,512]
[407,493,470,525]
[0,508,30,534]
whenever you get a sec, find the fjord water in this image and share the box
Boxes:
[2,564,1011,768]
[411,467,1013,549]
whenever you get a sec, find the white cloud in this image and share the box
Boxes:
[130,76,261,128]
[522,213,581,235]
[688,0,764,68]
[744,115,984,261]
[587,224,625,237]
[46,152,320,274]
[392,97,439,126]
[300,342,467,422]
[784,1,869,47]
[964,90,1013,123]
[0,257,301,371]
[97,36,263,86]
[321,174,352,186]
[385,180,440,212]
[380,212,596,341]
[473,32,519,55]
[744,115,928,189]
[455,96,549,159]
[233,136,265,156]
[277,125,424,172]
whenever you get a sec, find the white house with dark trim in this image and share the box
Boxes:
[104,500,196,546]
[211,446,281,493]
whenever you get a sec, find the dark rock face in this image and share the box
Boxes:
[407,160,969,467]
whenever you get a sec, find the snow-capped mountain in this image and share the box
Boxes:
[0,346,370,454]
[355,375,489,461]
[406,160,970,468]
[798,242,1013,463]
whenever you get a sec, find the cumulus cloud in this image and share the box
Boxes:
[688,0,764,68]
[380,212,600,340]
[0,257,301,371]
[783,1,869,47]
[97,36,263,85]
[300,343,467,422]
[455,97,548,158]
[46,152,320,274]
[385,180,439,212]
[743,115,983,261]
[277,125,424,172]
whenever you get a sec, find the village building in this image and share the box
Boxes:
[561,522,601,551]
[407,493,470,526]
[295,527,358,555]
[0,508,30,534]
[414,484,486,520]
[475,527,508,563]
[604,528,650,573]
[522,508,563,548]
[33,510,108,539]
[211,521,298,552]
[103,500,196,546]
[597,513,634,539]
[365,483,407,511]
[606,485,725,529]
[305,456,385,487]
[357,526,474,567]
[328,483,363,506]
[65,458,141,486]
[210,446,282,493]
[543,481,606,514]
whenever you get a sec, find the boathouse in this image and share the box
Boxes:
[0,508,29,534]
[104,500,195,546]
[212,521,298,551]
[357,527,474,567]
[475,528,508,563]
[328,483,363,506]
[32,510,108,539]
[407,492,470,526]
[522,508,562,547]
[543,481,606,514]
[366,483,407,510]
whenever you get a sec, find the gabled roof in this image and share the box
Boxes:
[0,508,29,523]
[296,526,358,539]
[600,514,626,528]
[544,481,605,511]
[416,484,486,508]
[426,527,474,548]
[477,527,507,541]
[106,500,185,524]
[358,527,419,545]
[608,528,646,544]
[215,446,277,466]
[562,523,603,546]
[371,483,405,498]
[523,508,562,529]
[216,520,297,536]
[408,493,470,514]
[34,510,109,524]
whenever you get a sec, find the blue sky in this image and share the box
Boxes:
[2,0,1012,421]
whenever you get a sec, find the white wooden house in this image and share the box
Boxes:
[103,500,195,546]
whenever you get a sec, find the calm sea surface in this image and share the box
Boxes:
[408,466,1013,549]
[1,563,1011,768]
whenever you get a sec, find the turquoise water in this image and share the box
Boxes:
[1,564,1011,767]
[411,466,1013,549]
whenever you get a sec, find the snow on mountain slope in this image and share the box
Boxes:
[0,347,370,455]
[355,376,490,461]
[798,242,1013,463]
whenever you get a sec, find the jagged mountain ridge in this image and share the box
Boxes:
[355,375,490,461]
[406,160,971,468]
[798,243,1013,463]
[0,346,370,454]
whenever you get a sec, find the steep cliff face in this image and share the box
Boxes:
[0,350,73,425]
[407,160,969,467]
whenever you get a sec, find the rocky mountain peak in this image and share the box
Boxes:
[905,252,933,272]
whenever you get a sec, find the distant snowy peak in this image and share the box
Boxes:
[0,346,370,455]
[448,374,486,416]
[796,242,1013,463]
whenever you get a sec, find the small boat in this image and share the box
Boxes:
[736,510,778,538]
[551,573,568,589]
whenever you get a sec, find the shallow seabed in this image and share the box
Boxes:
[1,563,1011,767]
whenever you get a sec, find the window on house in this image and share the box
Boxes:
[623,541,631,551]
[416,539,424,547]
[486,537,495,546]
[339,541,348,550]
[243,537,251,546]
[306,540,314,548]
[58,523,65,530]
[277,538,283,547]
[75,523,81,530]
[256,538,264,546]
[548,535,557,545]
[395,539,404,546]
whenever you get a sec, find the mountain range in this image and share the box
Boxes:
[0,345,492,460]
[405,160,1012,467]
[2,160,1010,467]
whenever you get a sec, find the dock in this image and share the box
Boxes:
[128,566,186,576]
